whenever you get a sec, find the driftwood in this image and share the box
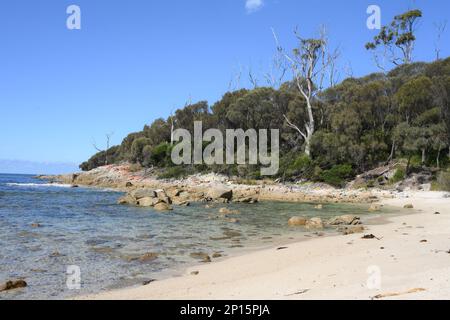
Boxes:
[372,288,426,300]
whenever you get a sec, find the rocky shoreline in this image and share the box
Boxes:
[38,164,395,206]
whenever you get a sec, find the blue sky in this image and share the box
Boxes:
[0,0,449,174]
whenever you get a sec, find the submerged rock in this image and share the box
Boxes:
[117,195,136,205]
[0,280,27,292]
[153,202,173,211]
[305,217,324,230]
[138,252,158,263]
[219,208,240,215]
[190,252,211,263]
[137,197,160,207]
[404,204,414,209]
[172,199,190,206]
[368,203,381,212]
[288,216,307,226]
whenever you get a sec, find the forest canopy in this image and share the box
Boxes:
[80,9,450,187]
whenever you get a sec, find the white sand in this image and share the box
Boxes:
[79,191,450,300]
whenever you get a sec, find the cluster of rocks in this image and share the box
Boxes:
[190,251,224,263]
[288,214,365,235]
[349,164,398,189]
[117,185,258,211]
[118,187,189,211]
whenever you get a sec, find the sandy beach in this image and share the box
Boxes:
[77,191,450,300]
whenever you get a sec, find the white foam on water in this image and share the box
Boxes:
[6,183,73,188]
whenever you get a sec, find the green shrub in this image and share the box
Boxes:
[390,168,406,184]
[434,171,450,191]
[158,166,189,179]
[289,155,312,171]
[319,164,353,188]
[409,155,423,167]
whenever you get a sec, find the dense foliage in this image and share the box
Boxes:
[81,9,450,187]
[81,57,450,184]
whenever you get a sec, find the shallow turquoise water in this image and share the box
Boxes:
[0,173,390,300]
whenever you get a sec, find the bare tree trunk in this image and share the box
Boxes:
[170,120,175,146]
[437,146,441,169]
[387,141,396,163]
[274,27,336,159]
[406,155,412,176]
[304,135,312,157]
[421,148,426,165]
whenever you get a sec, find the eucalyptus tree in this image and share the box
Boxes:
[275,27,338,157]
[366,9,422,70]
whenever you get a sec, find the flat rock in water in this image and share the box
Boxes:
[190,252,211,263]
[207,188,233,201]
[154,202,173,211]
[0,280,27,292]
[219,208,240,215]
[137,197,160,207]
[368,204,381,212]
[130,188,157,200]
[288,216,307,226]
[117,195,136,205]
[305,217,324,230]
[139,252,158,262]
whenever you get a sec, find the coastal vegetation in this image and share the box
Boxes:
[80,9,450,189]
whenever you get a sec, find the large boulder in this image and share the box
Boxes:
[288,216,307,226]
[305,217,324,230]
[328,215,361,226]
[117,195,137,205]
[137,197,161,207]
[165,187,183,198]
[155,189,172,204]
[207,187,233,201]
[130,188,157,200]
[404,204,414,209]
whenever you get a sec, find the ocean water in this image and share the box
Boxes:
[0,173,384,300]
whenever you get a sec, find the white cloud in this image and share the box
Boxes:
[245,0,264,13]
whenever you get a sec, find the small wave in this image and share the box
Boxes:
[6,183,73,188]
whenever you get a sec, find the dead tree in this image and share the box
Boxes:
[93,132,114,166]
[274,26,338,156]
[434,20,447,61]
